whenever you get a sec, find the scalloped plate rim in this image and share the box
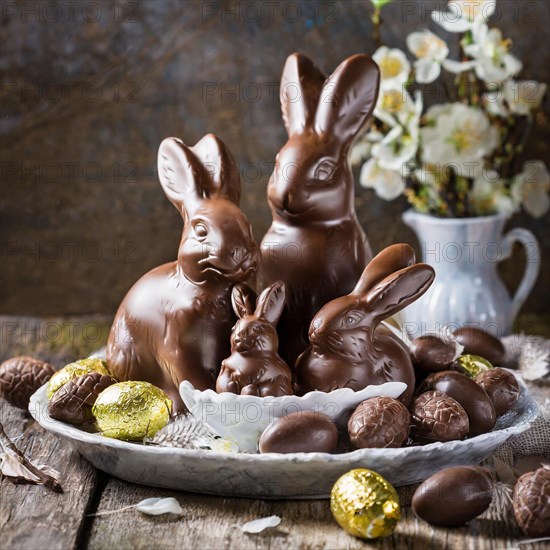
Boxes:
[29,374,539,464]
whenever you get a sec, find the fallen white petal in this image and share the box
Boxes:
[241,515,281,534]
[134,497,183,516]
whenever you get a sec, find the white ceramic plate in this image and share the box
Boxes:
[29,373,538,499]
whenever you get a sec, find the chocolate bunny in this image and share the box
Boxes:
[295,244,435,405]
[260,53,381,367]
[216,281,293,397]
[107,135,259,411]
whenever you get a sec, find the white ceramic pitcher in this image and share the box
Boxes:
[401,211,541,338]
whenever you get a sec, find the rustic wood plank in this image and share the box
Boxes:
[0,315,109,550]
[85,477,548,550]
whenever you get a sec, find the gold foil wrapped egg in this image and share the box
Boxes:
[331,468,400,539]
[47,358,111,399]
[456,354,494,378]
[92,381,172,440]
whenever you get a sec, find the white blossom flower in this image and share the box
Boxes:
[372,91,422,171]
[421,103,498,178]
[464,23,522,84]
[407,30,449,83]
[469,171,516,216]
[483,89,508,117]
[360,157,405,200]
[350,140,371,165]
[505,81,547,115]
[432,0,496,33]
[511,161,550,218]
[372,46,411,89]
[484,80,547,117]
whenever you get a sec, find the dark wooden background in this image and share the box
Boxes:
[1,0,549,317]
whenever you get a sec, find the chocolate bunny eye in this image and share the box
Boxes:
[343,311,361,327]
[194,223,208,241]
[313,159,336,183]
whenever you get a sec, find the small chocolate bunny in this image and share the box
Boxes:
[295,244,435,405]
[260,52,381,367]
[216,281,293,397]
[107,135,259,411]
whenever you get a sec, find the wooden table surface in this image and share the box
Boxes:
[1,315,548,550]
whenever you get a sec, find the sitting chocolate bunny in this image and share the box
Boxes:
[107,135,259,411]
[260,52,381,367]
[295,244,435,405]
[216,281,293,397]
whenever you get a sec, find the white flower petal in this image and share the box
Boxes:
[414,58,441,84]
[241,516,281,534]
[381,125,404,144]
[431,10,472,32]
[349,141,371,165]
[134,497,183,516]
[442,59,477,74]
[524,191,550,218]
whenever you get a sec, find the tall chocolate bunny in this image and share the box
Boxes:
[295,244,435,405]
[260,53,381,367]
[107,135,259,411]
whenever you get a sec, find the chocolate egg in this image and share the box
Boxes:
[47,358,111,399]
[419,371,496,436]
[513,466,550,537]
[259,411,338,454]
[410,390,469,442]
[412,466,493,527]
[410,334,461,373]
[331,469,400,539]
[48,372,117,425]
[475,368,520,416]
[92,381,172,440]
[453,327,505,365]
[348,397,410,449]
[0,356,55,409]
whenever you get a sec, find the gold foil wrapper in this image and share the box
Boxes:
[456,354,494,378]
[331,468,400,539]
[47,358,111,399]
[92,381,171,441]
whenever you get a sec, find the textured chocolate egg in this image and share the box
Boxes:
[259,411,338,454]
[410,390,469,442]
[348,397,410,449]
[419,371,496,436]
[48,372,117,425]
[513,466,550,537]
[410,334,461,373]
[412,466,493,527]
[475,368,520,416]
[0,356,55,409]
[453,327,505,365]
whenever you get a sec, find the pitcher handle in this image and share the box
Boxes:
[500,228,541,321]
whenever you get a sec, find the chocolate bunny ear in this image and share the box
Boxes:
[192,134,241,205]
[255,281,286,324]
[280,53,326,136]
[315,54,380,145]
[232,283,257,319]
[353,243,416,296]
[364,264,435,322]
[158,137,210,215]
